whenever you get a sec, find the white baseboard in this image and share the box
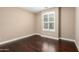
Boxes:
[59,37,75,42]
[0,33,58,45]
[41,35,58,40]
[35,33,59,40]
[74,41,79,51]
[0,33,36,45]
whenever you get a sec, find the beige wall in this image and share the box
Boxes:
[0,7,76,43]
[75,7,79,50]
[36,8,59,38]
[60,7,75,39]
[0,7,35,42]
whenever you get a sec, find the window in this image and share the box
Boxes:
[42,12,55,32]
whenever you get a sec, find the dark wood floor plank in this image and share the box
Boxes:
[0,35,78,52]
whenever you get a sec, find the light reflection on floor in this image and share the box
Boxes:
[42,42,56,52]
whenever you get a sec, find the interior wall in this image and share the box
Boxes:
[36,8,59,38]
[75,7,79,50]
[60,7,75,40]
[0,7,76,43]
[0,7,35,42]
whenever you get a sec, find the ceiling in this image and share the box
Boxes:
[21,7,52,13]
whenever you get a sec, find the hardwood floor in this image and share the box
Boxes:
[0,35,78,52]
[58,39,78,52]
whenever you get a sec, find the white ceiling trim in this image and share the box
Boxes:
[21,7,52,13]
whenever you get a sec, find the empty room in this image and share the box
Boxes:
[0,7,79,52]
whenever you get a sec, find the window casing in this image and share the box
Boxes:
[42,12,55,32]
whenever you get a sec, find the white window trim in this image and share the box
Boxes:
[41,12,55,32]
